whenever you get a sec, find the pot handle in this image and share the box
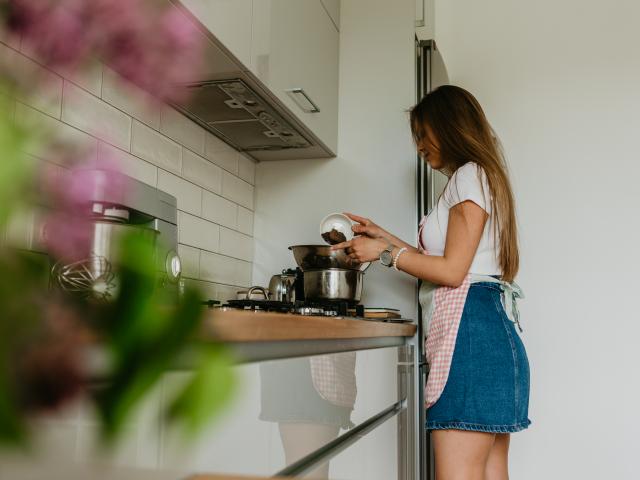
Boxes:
[246,286,269,300]
[360,261,371,272]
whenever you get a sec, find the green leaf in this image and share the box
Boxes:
[0,92,37,228]
[96,286,206,443]
[167,344,237,437]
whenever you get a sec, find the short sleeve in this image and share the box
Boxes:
[442,162,491,213]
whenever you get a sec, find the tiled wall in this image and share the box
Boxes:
[0,40,256,302]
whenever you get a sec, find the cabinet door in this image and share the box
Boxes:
[180,0,253,67]
[251,0,339,154]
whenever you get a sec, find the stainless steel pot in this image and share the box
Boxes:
[289,245,368,271]
[303,268,364,302]
[268,270,297,302]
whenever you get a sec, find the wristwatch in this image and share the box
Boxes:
[379,242,394,267]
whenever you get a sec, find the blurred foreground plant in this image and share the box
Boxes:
[0,0,236,448]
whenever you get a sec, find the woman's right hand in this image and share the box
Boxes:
[344,213,387,239]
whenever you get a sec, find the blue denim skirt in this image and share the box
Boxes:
[426,282,532,433]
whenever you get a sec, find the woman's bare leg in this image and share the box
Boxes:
[485,433,510,480]
[432,429,495,480]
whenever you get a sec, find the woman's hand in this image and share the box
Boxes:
[344,213,387,239]
[331,236,389,263]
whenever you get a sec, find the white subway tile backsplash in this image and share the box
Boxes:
[182,278,218,301]
[219,227,253,262]
[131,120,182,175]
[63,61,103,97]
[15,102,98,161]
[182,149,222,194]
[61,81,131,150]
[238,154,256,185]
[199,251,251,287]
[204,133,239,174]
[98,142,157,187]
[214,283,241,302]
[222,171,254,210]
[178,211,219,253]
[202,191,237,229]
[160,106,205,155]
[0,30,20,50]
[237,207,254,236]
[157,170,202,216]
[6,46,257,320]
[236,260,252,287]
[101,66,160,130]
[0,44,63,118]
[178,244,200,279]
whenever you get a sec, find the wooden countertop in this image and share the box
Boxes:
[201,309,416,343]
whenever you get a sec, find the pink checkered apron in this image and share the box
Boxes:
[418,216,523,408]
[309,353,357,409]
[418,216,471,408]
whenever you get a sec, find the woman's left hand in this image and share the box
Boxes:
[331,236,389,263]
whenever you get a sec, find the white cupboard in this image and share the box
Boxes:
[179,0,340,156]
[179,0,253,67]
[251,0,339,153]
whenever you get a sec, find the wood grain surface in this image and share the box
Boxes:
[200,309,416,342]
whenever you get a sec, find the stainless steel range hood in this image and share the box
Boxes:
[175,79,312,152]
[167,1,334,162]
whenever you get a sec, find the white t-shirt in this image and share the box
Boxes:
[420,162,501,275]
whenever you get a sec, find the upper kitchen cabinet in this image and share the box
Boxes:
[251,0,339,154]
[174,0,339,160]
[179,0,253,68]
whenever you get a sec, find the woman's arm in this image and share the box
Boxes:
[395,200,487,286]
[334,201,487,287]
[344,213,419,253]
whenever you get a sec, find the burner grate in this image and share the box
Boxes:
[223,298,365,317]
[225,299,294,313]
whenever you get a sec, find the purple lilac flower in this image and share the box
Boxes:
[41,154,125,262]
[6,0,203,104]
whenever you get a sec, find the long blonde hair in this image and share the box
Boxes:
[410,85,519,282]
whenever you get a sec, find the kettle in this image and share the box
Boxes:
[268,269,297,302]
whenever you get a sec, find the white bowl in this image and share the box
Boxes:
[320,213,354,245]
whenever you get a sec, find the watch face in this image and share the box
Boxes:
[380,250,393,266]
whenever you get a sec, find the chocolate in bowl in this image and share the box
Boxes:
[321,228,347,245]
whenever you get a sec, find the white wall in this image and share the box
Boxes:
[253,0,418,319]
[434,1,640,477]
[252,2,417,477]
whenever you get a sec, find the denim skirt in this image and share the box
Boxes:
[426,282,532,433]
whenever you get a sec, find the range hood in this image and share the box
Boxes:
[167,1,334,162]
[174,79,312,152]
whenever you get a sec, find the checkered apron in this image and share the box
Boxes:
[418,217,524,408]
[309,352,357,409]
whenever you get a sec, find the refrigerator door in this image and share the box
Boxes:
[416,38,450,480]
[417,39,450,218]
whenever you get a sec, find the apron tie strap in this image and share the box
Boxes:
[501,282,524,332]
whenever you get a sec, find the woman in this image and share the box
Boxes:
[332,85,531,479]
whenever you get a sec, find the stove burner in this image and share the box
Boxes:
[223,298,365,317]
[225,299,294,312]
[296,306,338,316]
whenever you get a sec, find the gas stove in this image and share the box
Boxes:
[223,299,366,318]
